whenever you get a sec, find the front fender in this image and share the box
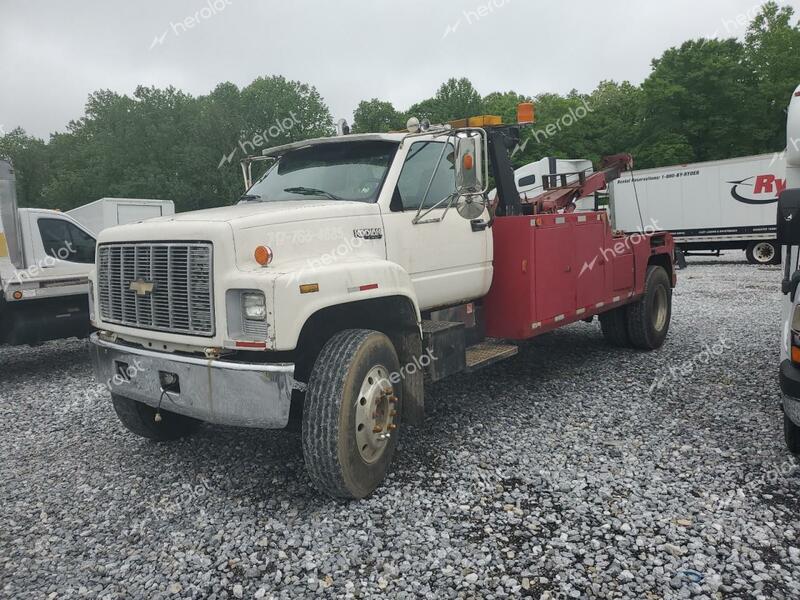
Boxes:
[271,258,421,350]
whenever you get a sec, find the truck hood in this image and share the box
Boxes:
[150,199,378,228]
[97,199,388,274]
[229,201,387,272]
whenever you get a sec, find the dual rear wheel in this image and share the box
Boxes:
[599,265,672,350]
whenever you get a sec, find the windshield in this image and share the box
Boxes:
[243,141,398,203]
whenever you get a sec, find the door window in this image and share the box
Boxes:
[37,218,96,264]
[396,141,456,211]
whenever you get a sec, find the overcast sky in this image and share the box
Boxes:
[1,0,797,139]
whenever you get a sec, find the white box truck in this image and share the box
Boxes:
[68,198,174,236]
[1,160,176,345]
[609,153,786,265]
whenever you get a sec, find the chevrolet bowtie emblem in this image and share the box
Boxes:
[129,279,156,296]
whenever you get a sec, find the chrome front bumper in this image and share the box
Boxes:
[90,333,295,429]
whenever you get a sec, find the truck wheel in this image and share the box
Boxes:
[111,394,200,441]
[786,414,800,454]
[626,265,672,350]
[746,241,780,265]
[302,329,402,499]
[599,307,631,347]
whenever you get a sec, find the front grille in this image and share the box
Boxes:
[97,242,214,336]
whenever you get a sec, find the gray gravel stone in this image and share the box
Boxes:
[1,257,799,598]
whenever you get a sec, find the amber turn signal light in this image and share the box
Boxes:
[254,245,273,266]
[463,153,474,171]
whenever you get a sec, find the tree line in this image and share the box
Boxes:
[1,1,797,212]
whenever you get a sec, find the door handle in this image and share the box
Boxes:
[471,219,489,232]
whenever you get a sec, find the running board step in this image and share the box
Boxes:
[465,341,519,372]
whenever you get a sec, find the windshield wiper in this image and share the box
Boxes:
[240,194,262,202]
[284,187,342,201]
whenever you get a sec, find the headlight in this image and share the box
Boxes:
[242,292,266,321]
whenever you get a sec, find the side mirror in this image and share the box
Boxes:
[778,188,800,245]
[455,135,484,196]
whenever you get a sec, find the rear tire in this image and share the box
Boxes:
[626,265,672,350]
[599,307,631,347]
[302,330,402,499]
[746,241,780,265]
[111,394,200,441]
[785,414,800,454]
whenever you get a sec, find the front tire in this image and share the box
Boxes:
[785,414,800,454]
[302,330,402,499]
[111,394,200,441]
[626,265,672,350]
[746,241,780,265]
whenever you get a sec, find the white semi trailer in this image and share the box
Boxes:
[0,159,175,345]
[610,153,786,265]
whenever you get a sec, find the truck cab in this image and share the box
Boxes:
[777,84,800,450]
[89,108,676,498]
[1,161,175,346]
[1,161,97,345]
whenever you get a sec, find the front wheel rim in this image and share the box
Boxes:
[354,365,397,464]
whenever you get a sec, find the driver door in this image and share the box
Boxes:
[25,211,96,279]
[381,139,492,311]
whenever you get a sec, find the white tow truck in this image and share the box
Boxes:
[0,159,174,346]
[89,107,676,499]
[776,84,800,450]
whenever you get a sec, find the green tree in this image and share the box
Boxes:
[0,128,50,207]
[483,91,532,125]
[352,99,405,133]
[744,1,800,151]
[408,77,485,123]
[638,38,753,165]
[33,76,333,211]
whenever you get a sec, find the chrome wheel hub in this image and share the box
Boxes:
[653,286,668,332]
[355,365,397,464]
[754,242,776,263]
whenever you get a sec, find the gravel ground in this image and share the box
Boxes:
[2,256,799,599]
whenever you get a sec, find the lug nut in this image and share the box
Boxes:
[388,424,397,431]
[373,426,383,433]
